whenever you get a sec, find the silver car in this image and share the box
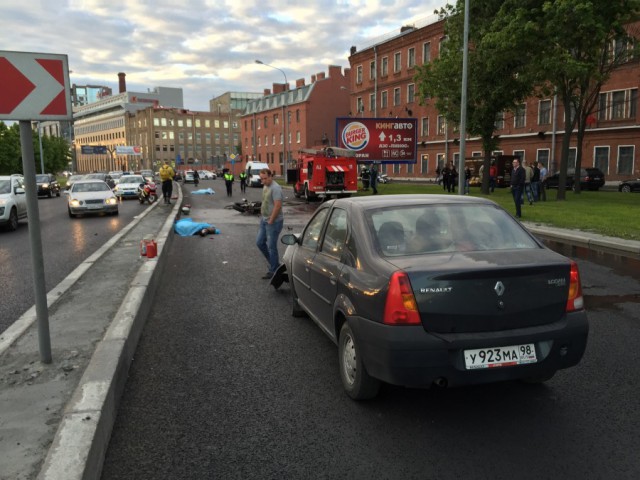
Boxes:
[67,179,119,217]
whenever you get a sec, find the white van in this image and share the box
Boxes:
[245,161,270,187]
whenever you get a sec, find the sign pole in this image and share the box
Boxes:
[19,121,52,363]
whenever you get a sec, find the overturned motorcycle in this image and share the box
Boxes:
[228,198,262,214]
[138,181,158,204]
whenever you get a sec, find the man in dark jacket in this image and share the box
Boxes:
[510,158,526,218]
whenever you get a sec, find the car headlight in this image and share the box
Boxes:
[69,199,81,207]
[0,198,8,206]
[42,183,49,188]
[105,197,117,205]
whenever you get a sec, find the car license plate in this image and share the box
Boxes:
[87,204,101,209]
[464,343,537,370]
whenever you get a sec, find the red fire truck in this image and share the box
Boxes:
[286,146,359,200]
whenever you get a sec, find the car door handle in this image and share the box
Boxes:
[329,275,337,285]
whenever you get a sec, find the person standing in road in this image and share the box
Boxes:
[538,161,548,201]
[256,168,284,279]
[159,160,175,205]
[239,169,247,193]
[510,158,526,218]
[223,169,234,197]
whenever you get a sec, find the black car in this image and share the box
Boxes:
[618,178,640,193]
[35,174,61,198]
[84,172,116,189]
[545,167,605,191]
[272,195,588,400]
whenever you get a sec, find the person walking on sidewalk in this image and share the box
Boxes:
[223,169,234,197]
[159,160,175,204]
[256,168,284,279]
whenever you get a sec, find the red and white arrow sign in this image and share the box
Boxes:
[0,51,71,121]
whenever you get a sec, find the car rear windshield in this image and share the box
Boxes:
[367,204,539,256]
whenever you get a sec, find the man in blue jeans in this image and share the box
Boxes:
[256,168,284,279]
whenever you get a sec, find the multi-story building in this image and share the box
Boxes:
[241,65,350,175]
[349,14,640,181]
[73,72,183,172]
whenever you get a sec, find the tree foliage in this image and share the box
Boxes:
[0,121,71,175]
[414,0,535,194]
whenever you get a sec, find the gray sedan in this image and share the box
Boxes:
[272,194,588,400]
[67,179,119,217]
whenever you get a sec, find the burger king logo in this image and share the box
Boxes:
[342,122,369,151]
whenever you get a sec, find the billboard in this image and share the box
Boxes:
[81,145,107,154]
[116,146,142,155]
[335,117,417,163]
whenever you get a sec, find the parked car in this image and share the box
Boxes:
[618,178,640,193]
[65,174,86,191]
[198,170,216,180]
[35,173,61,198]
[84,172,116,189]
[67,179,118,217]
[173,171,183,182]
[0,175,27,231]
[183,170,196,183]
[271,195,588,400]
[378,173,391,184]
[113,175,146,199]
[545,167,605,191]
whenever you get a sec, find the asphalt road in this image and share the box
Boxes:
[100,181,640,479]
[0,194,150,334]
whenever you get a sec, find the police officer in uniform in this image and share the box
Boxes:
[223,168,234,197]
[239,169,247,193]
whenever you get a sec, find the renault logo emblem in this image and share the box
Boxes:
[494,281,505,297]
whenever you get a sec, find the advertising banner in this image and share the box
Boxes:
[80,145,107,154]
[116,145,142,155]
[335,117,417,163]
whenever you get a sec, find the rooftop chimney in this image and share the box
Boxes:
[118,72,126,93]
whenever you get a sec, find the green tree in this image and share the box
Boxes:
[0,122,23,174]
[495,0,640,199]
[414,1,535,194]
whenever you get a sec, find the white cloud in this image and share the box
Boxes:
[3,0,443,111]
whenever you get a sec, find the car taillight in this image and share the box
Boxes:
[566,261,584,312]
[383,271,421,325]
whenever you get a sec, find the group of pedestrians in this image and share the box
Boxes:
[437,162,459,193]
[510,158,548,218]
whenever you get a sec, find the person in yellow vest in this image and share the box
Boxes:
[159,160,175,204]
[239,170,247,193]
[223,169,234,197]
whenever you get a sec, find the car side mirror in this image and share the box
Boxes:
[280,233,300,245]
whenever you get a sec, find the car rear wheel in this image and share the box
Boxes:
[338,322,380,400]
[621,185,631,193]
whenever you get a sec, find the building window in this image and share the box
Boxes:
[296,131,301,143]
[495,111,505,130]
[408,47,415,68]
[381,91,388,109]
[369,93,375,113]
[536,149,550,168]
[195,119,201,128]
[264,116,268,128]
[407,84,415,103]
[356,65,363,84]
[420,154,429,174]
[161,118,167,127]
[381,57,388,76]
[598,88,638,120]
[593,147,609,174]
[437,115,446,135]
[407,162,414,174]
[153,118,160,126]
[296,109,300,122]
[539,99,552,125]
[568,148,577,169]
[612,91,626,119]
[394,52,401,72]
[421,117,429,136]
[514,104,526,128]
[356,97,364,115]
[393,87,401,106]
[618,145,633,174]
[370,60,376,80]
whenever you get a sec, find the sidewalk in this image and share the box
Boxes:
[1,185,638,480]
[0,188,181,480]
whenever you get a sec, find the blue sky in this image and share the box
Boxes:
[2,0,443,111]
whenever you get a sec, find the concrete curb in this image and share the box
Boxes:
[36,190,182,480]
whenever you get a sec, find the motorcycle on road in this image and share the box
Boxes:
[138,181,158,204]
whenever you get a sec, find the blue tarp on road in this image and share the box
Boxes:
[174,218,217,236]
[191,188,215,195]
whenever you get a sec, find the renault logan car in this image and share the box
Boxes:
[272,195,588,400]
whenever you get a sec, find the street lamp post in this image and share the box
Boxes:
[255,60,288,169]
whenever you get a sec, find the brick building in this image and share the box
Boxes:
[348,14,640,181]
[241,65,350,175]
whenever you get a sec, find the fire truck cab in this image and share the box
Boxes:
[286,146,358,200]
